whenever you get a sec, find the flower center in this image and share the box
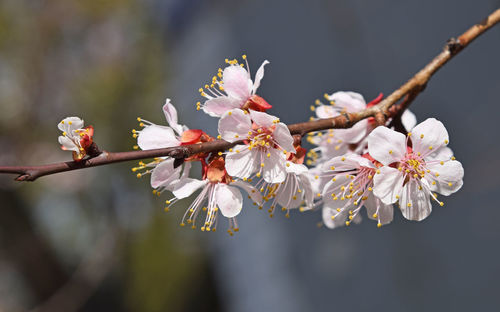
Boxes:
[248,126,275,149]
[401,156,426,179]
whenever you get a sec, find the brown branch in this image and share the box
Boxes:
[1,8,499,182]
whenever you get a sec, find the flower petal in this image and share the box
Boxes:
[335,119,368,144]
[285,162,308,174]
[162,98,184,135]
[222,65,252,100]
[218,109,252,142]
[273,123,295,153]
[399,180,432,221]
[275,174,303,209]
[322,205,350,229]
[328,91,366,112]
[401,109,417,131]
[373,166,404,204]
[216,184,243,218]
[232,180,263,205]
[249,110,277,128]
[203,97,242,117]
[172,178,207,199]
[58,136,79,152]
[426,160,464,196]
[315,105,339,119]
[411,118,449,157]
[150,158,182,189]
[367,126,407,165]
[58,117,84,132]
[137,125,180,150]
[364,194,394,225]
[262,148,287,183]
[252,60,269,94]
[225,147,259,179]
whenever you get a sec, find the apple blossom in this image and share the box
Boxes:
[218,109,295,183]
[197,55,272,117]
[58,117,94,161]
[368,118,464,221]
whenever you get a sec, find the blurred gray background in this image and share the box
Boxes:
[0,0,499,311]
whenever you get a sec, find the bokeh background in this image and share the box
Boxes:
[0,0,499,311]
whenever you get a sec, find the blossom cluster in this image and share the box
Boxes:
[59,56,464,234]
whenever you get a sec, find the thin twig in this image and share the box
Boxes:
[1,8,499,182]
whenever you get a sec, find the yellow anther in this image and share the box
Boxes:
[407,203,412,207]
[407,132,412,136]
[451,156,456,160]
[377,222,382,228]
[341,157,346,161]
[389,150,393,154]
[136,173,142,178]
[439,201,444,206]
[429,146,433,150]
[420,134,424,139]
[372,213,378,218]
[444,139,449,144]
[345,221,351,226]
[228,111,232,116]
[331,215,335,220]
[448,182,452,187]
[260,163,265,167]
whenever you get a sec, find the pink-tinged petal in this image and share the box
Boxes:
[399,180,432,221]
[401,109,417,132]
[373,166,404,204]
[335,119,369,144]
[58,117,84,132]
[315,105,339,119]
[426,160,464,196]
[347,154,375,168]
[300,174,315,210]
[222,65,252,100]
[58,136,79,152]
[364,194,394,225]
[322,204,359,229]
[162,98,184,135]
[411,118,449,157]
[262,148,287,183]
[218,109,252,142]
[172,178,207,199]
[426,146,454,161]
[275,174,302,209]
[203,97,242,117]
[285,162,308,174]
[137,125,180,150]
[225,146,259,179]
[232,180,263,205]
[323,155,361,172]
[150,158,182,189]
[248,110,277,128]
[322,174,351,201]
[252,60,269,94]
[215,184,243,218]
[367,126,406,165]
[273,123,295,153]
[328,91,366,112]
